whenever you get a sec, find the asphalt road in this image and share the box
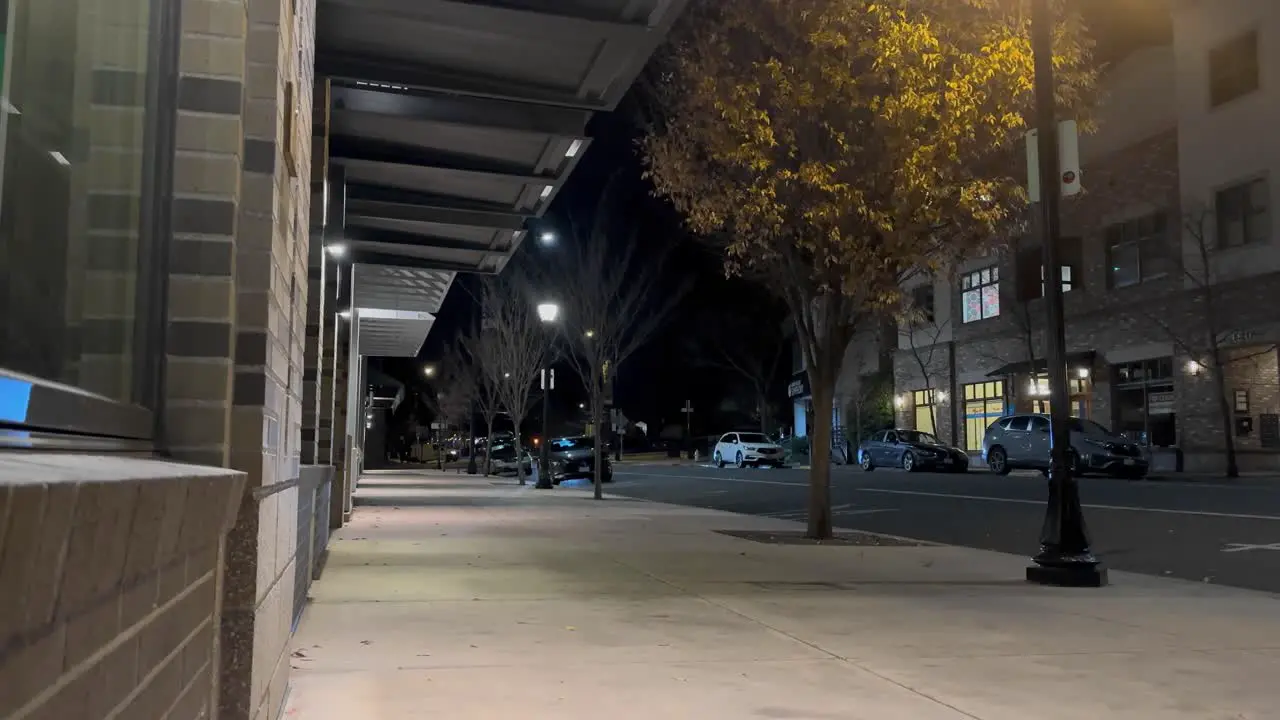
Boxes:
[608,463,1280,594]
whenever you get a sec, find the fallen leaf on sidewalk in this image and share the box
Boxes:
[360,640,373,645]
[565,626,576,631]
[291,650,307,658]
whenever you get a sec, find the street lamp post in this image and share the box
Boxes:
[535,301,559,489]
[1027,0,1104,587]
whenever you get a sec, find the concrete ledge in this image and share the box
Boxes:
[0,454,245,720]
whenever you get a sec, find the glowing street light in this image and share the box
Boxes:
[537,302,560,323]
[584,329,595,339]
[424,365,436,377]
[326,243,347,258]
[539,231,556,246]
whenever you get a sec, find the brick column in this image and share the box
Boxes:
[303,79,330,464]
[215,0,317,718]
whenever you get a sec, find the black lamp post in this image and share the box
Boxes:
[1026,0,1105,587]
[466,398,478,475]
[535,302,560,489]
[537,370,553,488]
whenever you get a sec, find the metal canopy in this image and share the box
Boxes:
[318,0,688,357]
[351,265,454,357]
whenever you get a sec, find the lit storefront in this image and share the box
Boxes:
[962,380,1004,451]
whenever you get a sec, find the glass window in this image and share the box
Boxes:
[1216,179,1269,248]
[1028,416,1050,432]
[963,380,1004,451]
[738,433,770,443]
[1038,264,1074,296]
[961,266,1000,323]
[1106,211,1171,288]
[912,389,936,435]
[1209,31,1259,107]
[0,0,169,411]
[910,283,934,323]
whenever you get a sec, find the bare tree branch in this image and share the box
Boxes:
[481,269,554,486]
[534,175,688,498]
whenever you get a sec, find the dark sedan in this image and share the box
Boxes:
[857,429,970,473]
[545,436,613,484]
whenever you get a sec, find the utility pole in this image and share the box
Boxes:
[1026,0,1104,587]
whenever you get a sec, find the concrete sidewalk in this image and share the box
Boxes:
[284,471,1280,720]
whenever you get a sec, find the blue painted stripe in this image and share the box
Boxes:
[0,375,32,424]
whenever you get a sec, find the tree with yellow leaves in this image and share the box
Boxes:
[643,0,1096,538]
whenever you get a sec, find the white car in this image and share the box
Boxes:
[713,432,786,468]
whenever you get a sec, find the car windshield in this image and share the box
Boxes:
[550,437,593,451]
[1068,418,1112,436]
[899,431,940,444]
[738,433,771,443]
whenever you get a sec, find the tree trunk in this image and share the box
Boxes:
[758,390,769,434]
[1210,357,1240,478]
[592,388,604,500]
[484,416,495,476]
[807,376,835,540]
[513,433,527,486]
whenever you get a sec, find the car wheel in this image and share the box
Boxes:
[735,451,745,469]
[714,451,725,469]
[901,452,915,472]
[988,447,1011,475]
[860,452,874,472]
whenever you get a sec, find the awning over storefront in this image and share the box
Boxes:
[315,0,689,357]
[985,351,1097,378]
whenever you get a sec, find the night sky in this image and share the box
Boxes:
[379,0,1174,441]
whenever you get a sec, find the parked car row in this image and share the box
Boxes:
[701,413,1148,479]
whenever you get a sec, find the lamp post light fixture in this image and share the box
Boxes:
[424,365,436,378]
[536,302,560,323]
[538,231,557,246]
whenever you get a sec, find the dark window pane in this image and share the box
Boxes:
[0,0,162,405]
[1209,31,1259,107]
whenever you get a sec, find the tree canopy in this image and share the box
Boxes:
[642,0,1098,537]
[643,0,1096,355]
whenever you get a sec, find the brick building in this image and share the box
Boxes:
[893,0,1280,474]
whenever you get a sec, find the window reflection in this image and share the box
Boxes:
[0,0,157,405]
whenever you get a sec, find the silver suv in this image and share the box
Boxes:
[981,414,1148,479]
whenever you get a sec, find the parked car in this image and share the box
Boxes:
[981,414,1148,478]
[545,436,613,484]
[857,429,969,472]
[488,442,533,476]
[713,432,786,468]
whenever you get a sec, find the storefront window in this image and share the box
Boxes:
[912,389,936,435]
[1113,357,1176,446]
[0,0,171,425]
[1026,372,1091,418]
[963,380,1004,451]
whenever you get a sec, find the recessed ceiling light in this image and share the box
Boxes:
[540,185,553,200]
[565,139,583,158]
[49,151,70,166]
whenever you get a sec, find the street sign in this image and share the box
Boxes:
[1026,119,1082,201]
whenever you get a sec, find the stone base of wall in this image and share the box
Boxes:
[1182,449,1280,475]
[0,454,245,720]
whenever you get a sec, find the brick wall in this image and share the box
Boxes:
[0,456,244,720]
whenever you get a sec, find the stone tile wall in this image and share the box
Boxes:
[0,456,244,720]
[217,0,317,717]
